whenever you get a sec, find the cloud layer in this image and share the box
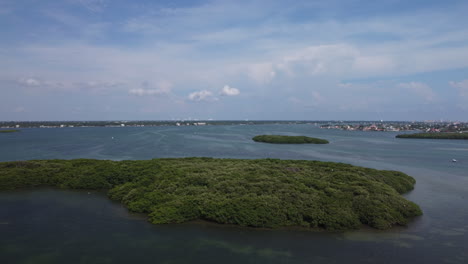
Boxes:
[1,0,468,120]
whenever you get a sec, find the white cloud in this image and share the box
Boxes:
[188,90,218,102]
[398,82,436,102]
[186,85,238,102]
[220,85,240,96]
[18,78,41,86]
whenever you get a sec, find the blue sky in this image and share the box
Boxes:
[1,0,468,121]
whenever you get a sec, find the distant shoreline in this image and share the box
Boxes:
[2,120,466,133]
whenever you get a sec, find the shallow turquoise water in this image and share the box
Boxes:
[1,124,467,263]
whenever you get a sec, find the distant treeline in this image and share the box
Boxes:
[253,135,329,144]
[0,120,315,128]
[0,158,421,230]
[396,132,468,139]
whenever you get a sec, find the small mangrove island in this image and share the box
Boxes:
[0,158,421,230]
[396,132,468,140]
[0,130,20,133]
[253,135,329,144]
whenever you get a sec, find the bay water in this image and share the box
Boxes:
[1,124,467,263]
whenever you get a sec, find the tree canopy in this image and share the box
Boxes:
[253,135,329,144]
[396,132,468,139]
[0,158,422,230]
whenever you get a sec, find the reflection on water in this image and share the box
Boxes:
[1,125,468,263]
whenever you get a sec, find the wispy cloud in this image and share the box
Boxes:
[188,90,218,102]
[449,80,468,109]
[74,0,108,12]
[450,80,468,98]
[398,82,436,102]
[248,63,276,84]
[18,78,41,86]
[13,106,26,113]
[15,77,121,94]
[0,3,12,15]
[129,81,172,96]
[129,88,165,96]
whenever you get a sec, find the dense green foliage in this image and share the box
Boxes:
[253,135,329,144]
[396,132,468,139]
[0,158,421,230]
[0,130,20,133]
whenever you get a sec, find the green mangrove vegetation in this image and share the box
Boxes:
[253,135,329,144]
[0,130,20,133]
[396,132,468,139]
[0,158,421,230]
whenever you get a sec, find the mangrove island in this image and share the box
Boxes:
[0,158,422,231]
[0,130,20,133]
[253,135,329,144]
[396,132,468,140]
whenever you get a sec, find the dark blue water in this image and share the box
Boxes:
[1,125,467,263]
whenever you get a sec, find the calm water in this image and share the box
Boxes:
[1,124,468,263]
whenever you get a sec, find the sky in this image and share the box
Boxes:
[1,0,468,121]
